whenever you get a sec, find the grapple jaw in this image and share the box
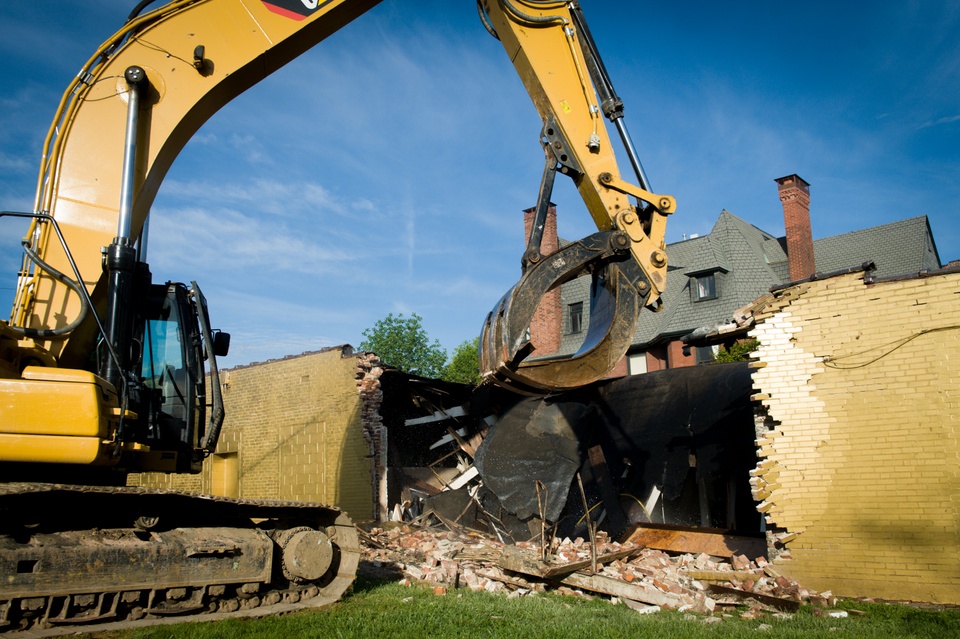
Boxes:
[479,230,651,395]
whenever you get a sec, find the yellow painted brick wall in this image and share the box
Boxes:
[750,270,960,603]
[131,347,374,521]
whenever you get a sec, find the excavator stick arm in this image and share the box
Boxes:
[477,0,673,391]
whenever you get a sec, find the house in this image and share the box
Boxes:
[545,175,941,374]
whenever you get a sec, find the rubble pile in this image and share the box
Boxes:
[358,521,831,618]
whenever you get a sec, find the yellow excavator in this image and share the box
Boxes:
[0,0,674,631]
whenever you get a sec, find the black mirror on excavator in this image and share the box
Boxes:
[213,331,231,358]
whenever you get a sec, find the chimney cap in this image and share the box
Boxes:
[774,174,810,191]
[523,202,557,214]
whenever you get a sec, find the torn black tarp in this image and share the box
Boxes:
[473,400,590,522]
[474,362,758,535]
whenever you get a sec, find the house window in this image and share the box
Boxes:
[688,268,725,302]
[695,345,717,364]
[695,273,717,300]
[568,302,583,334]
[628,353,648,375]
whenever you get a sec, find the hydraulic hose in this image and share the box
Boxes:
[14,241,90,338]
[498,0,566,26]
[477,0,499,39]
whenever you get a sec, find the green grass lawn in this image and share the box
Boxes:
[102,576,960,639]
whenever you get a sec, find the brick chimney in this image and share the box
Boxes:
[523,204,561,356]
[775,174,816,281]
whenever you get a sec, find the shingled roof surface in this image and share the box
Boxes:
[557,212,940,355]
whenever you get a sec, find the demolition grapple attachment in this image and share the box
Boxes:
[479,230,653,395]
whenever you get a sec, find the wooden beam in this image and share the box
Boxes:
[446,426,476,457]
[586,445,628,536]
[621,523,766,560]
[497,545,641,579]
[707,583,800,612]
[405,405,468,426]
[559,572,683,609]
[495,545,682,609]
[446,466,479,491]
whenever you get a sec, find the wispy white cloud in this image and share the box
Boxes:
[146,203,356,278]
[0,152,31,172]
[228,133,267,165]
[159,177,377,222]
[917,114,960,130]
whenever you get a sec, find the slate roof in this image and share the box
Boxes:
[557,212,941,355]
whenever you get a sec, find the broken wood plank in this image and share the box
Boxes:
[558,572,683,609]
[401,478,442,497]
[681,569,762,583]
[497,545,641,579]
[429,427,468,450]
[446,426,476,457]
[497,545,549,576]
[475,568,536,590]
[428,509,464,534]
[586,445,628,538]
[706,583,800,612]
[446,466,479,491]
[405,405,468,426]
[541,547,642,579]
[622,523,767,560]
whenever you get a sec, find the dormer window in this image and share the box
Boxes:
[568,302,584,334]
[695,273,716,300]
[688,268,726,302]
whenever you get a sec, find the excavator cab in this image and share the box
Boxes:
[0,199,230,478]
[136,280,228,474]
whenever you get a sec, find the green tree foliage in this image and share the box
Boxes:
[359,313,447,378]
[442,338,481,386]
[712,338,759,363]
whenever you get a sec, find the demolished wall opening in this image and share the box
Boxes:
[376,362,764,550]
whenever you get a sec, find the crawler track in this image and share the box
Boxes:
[0,484,360,636]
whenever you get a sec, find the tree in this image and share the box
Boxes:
[712,338,759,364]
[442,337,481,386]
[359,313,447,378]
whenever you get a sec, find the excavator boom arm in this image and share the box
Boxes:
[15,0,383,365]
[11,0,672,388]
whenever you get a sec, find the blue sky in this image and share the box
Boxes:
[1,1,958,369]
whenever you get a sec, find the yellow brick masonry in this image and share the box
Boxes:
[130,347,374,521]
[749,270,960,603]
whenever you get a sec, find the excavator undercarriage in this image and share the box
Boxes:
[0,484,359,634]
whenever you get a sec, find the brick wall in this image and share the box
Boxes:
[356,352,387,521]
[523,205,561,356]
[775,174,816,281]
[645,345,668,372]
[666,340,697,368]
[131,346,376,521]
[607,355,628,378]
[749,268,960,603]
